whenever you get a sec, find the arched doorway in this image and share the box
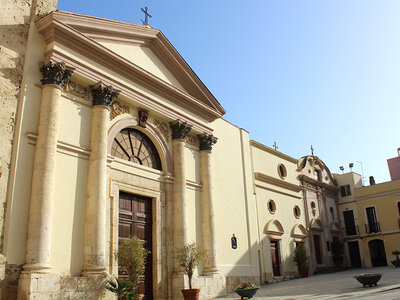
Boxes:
[111,128,163,300]
[368,239,387,267]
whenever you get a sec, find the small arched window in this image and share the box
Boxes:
[111,128,161,170]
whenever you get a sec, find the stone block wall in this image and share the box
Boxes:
[0,0,57,295]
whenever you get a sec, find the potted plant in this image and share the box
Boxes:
[106,277,138,300]
[391,250,400,268]
[175,242,207,300]
[235,282,259,299]
[354,273,382,287]
[107,236,150,300]
[331,239,345,267]
[293,243,308,277]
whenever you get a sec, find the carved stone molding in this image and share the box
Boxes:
[138,109,148,128]
[90,82,118,107]
[110,101,129,119]
[64,80,89,100]
[198,133,218,151]
[153,119,169,142]
[40,61,72,88]
[169,120,191,140]
[186,134,197,146]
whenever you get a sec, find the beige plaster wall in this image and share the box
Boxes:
[0,2,57,279]
[98,42,187,92]
[3,25,49,265]
[251,145,304,280]
[210,119,260,279]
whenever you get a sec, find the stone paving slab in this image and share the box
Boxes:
[217,266,400,299]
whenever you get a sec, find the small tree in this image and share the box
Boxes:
[293,243,308,271]
[392,250,400,261]
[175,243,207,289]
[331,239,345,263]
[115,236,150,286]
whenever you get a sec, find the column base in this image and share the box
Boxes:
[202,266,219,275]
[172,272,226,300]
[81,266,107,278]
[17,271,61,299]
[23,262,52,273]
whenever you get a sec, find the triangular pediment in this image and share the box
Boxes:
[264,219,284,236]
[96,42,187,92]
[35,11,225,122]
[291,224,307,238]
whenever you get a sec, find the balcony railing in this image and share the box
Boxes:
[364,222,381,234]
[344,225,359,236]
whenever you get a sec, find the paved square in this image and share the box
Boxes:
[218,266,400,299]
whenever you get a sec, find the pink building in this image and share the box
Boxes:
[387,148,400,181]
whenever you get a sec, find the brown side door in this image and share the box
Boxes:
[313,234,322,265]
[270,240,281,276]
[119,192,153,300]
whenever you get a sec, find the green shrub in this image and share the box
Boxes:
[115,236,150,286]
[106,278,138,300]
[293,243,308,271]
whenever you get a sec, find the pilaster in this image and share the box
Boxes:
[23,62,72,273]
[170,120,191,259]
[83,82,118,275]
[198,134,218,274]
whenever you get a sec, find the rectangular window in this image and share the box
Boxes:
[398,202,400,216]
[314,170,322,181]
[365,206,379,233]
[343,210,357,236]
[340,185,351,197]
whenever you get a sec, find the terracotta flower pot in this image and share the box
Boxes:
[181,288,200,300]
[299,269,308,278]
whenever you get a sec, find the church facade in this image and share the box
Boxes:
[1,8,346,300]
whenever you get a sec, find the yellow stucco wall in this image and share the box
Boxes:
[354,180,400,267]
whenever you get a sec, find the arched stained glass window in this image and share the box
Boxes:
[111,128,161,171]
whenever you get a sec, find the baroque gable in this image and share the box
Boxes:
[35,11,225,127]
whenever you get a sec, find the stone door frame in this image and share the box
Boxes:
[109,179,163,299]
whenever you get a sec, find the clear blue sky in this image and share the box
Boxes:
[57,0,400,184]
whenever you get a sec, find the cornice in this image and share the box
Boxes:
[45,48,213,134]
[299,174,339,193]
[35,11,225,120]
[254,172,302,192]
[250,141,298,164]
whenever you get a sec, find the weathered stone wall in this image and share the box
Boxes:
[0,0,57,292]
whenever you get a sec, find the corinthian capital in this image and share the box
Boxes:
[90,82,119,107]
[198,134,218,151]
[40,61,72,88]
[170,120,192,140]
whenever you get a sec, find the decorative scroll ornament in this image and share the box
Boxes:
[186,134,197,146]
[153,119,169,142]
[169,120,192,140]
[198,133,218,151]
[39,61,72,88]
[138,108,149,128]
[110,101,129,119]
[64,80,89,100]
[90,82,119,107]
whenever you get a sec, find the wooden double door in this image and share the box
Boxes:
[119,192,153,299]
[270,240,281,276]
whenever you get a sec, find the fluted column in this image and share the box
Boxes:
[83,83,118,275]
[170,120,191,259]
[24,62,72,273]
[198,134,218,274]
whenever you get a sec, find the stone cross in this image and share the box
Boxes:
[310,145,314,156]
[273,141,278,151]
[141,7,152,25]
